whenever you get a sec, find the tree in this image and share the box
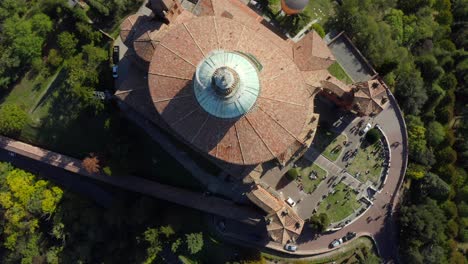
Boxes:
[399,198,448,263]
[287,168,300,180]
[384,9,404,44]
[47,49,63,68]
[58,32,78,59]
[185,232,203,254]
[0,165,63,262]
[425,121,445,147]
[3,16,44,63]
[406,163,427,180]
[415,55,444,81]
[82,154,100,174]
[439,73,457,90]
[142,228,162,264]
[395,64,427,115]
[308,213,330,233]
[160,225,175,238]
[171,238,182,253]
[406,115,433,164]
[76,22,102,44]
[365,128,381,144]
[417,172,450,201]
[31,57,44,74]
[0,104,28,136]
[30,13,53,36]
[435,146,457,165]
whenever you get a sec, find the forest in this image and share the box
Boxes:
[0,162,263,263]
[325,0,467,263]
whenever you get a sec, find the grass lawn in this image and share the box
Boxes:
[296,160,328,193]
[317,183,361,223]
[347,140,385,186]
[304,0,336,25]
[0,68,60,114]
[313,129,347,161]
[179,256,198,264]
[328,62,353,84]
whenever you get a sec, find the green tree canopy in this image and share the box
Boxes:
[0,164,63,262]
[58,32,78,59]
[30,13,53,36]
[425,121,445,147]
[399,198,448,263]
[417,172,450,201]
[185,232,203,255]
[142,228,162,264]
[365,128,381,144]
[309,213,330,233]
[0,104,28,136]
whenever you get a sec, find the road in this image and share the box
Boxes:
[218,93,407,263]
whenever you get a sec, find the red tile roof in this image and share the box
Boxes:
[293,30,335,71]
[148,16,312,165]
[352,80,388,115]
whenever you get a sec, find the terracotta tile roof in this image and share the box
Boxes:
[266,207,304,244]
[352,79,388,115]
[212,0,261,25]
[148,16,313,165]
[302,69,330,88]
[211,0,294,59]
[247,185,283,213]
[126,11,195,67]
[293,30,336,71]
[193,0,215,16]
[116,1,341,166]
[120,14,150,46]
[320,76,351,97]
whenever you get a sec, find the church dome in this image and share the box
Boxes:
[281,0,309,15]
[148,16,312,165]
[194,51,261,119]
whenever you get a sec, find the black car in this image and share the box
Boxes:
[342,231,357,242]
[113,46,120,64]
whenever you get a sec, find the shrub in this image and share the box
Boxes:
[365,128,381,144]
[312,23,325,38]
[0,104,28,136]
[103,166,112,176]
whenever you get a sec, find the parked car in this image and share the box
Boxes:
[284,243,298,252]
[342,232,357,242]
[329,238,343,248]
[112,65,118,78]
[286,197,296,207]
[361,123,372,135]
[113,45,120,64]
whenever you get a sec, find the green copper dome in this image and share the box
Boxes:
[194,50,261,119]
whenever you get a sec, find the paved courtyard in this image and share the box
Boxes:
[260,96,387,224]
[328,36,374,82]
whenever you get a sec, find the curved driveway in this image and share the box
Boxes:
[262,95,407,262]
